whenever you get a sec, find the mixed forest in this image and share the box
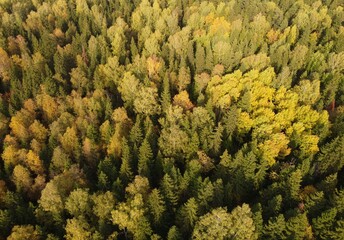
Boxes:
[0,0,344,239]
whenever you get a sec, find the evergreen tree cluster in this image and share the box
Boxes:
[0,0,343,239]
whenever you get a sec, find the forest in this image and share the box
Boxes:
[0,0,343,239]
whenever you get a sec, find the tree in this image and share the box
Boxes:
[12,165,32,194]
[314,135,344,177]
[26,150,44,175]
[173,90,194,111]
[9,109,33,144]
[7,225,40,240]
[119,138,134,185]
[134,86,161,116]
[160,173,179,209]
[176,66,191,92]
[65,189,91,218]
[192,204,257,240]
[195,43,206,74]
[60,127,81,161]
[285,212,312,239]
[29,120,48,142]
[159,124,189,158]
[92,191,115,221]
[0,47,11,82]
[177,197,198,235]
[312,208,337,240]
[263,214,287,239]
[39,166,87,218]
[167,226,182,240]
[118,72,140,108]
[125,176,150,199]
[111,194,152,239]
[65,217,92,240]
[50,147,71,176]
[148,189,166,226]
[138,138,153,180]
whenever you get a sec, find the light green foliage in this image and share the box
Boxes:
[134,86,161,115]
[39,181,64,215]
[118,72,140,108]
[92,191,115,220]
[0,0,342,239]
[167,226,182,240]
[60,127,81,160]
[65,217,92,240]
[65,189,91,217]
[111,194,152,239]
[177,197,198,234]
[125,176,150,199]
[193,204,257,240]
[294,80,320,105]
[148,189,166,225]
[39,166,86,215]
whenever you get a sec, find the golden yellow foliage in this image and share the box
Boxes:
[266,29,280,44]
[259,133,291,165]
[0,47,11,81]
[36,93,59,122]
[26,150,44,174]
[29,120,48,142]
[147,56,162,79]
[173,91,194,111]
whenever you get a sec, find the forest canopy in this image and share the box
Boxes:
[0,0,344,239]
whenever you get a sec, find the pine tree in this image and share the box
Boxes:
[314,135,344,177]
[161,73,172,113]
[176,197,198,235]
[195,43,205,74]
[285,212,312,239]
[196,178,214,215]
[205,43,214,72]
[167,226,182,240]
[263,214,287,239]
[312,208,337,240]
[129,115,143,156]
[160,174,179,209]
[148,189,166,227]
[138,138,153,181]
[119,138,134,186]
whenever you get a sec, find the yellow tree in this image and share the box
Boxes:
[60,127,81,161]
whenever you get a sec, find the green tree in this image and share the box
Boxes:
[65,189,91,218]
[138,138,153,180]
[177,197,198,235]
[119,137,134,185]
[193,204,257,240]
[111,194,152,239]
[148,189,166,227]
[65,217,92,240]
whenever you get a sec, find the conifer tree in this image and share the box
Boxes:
[177,197,198,235]
[119,137,133,185]
[195,43,205,74]
[138,138,153,180]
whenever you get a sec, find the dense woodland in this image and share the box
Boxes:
[0,0,343,239]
